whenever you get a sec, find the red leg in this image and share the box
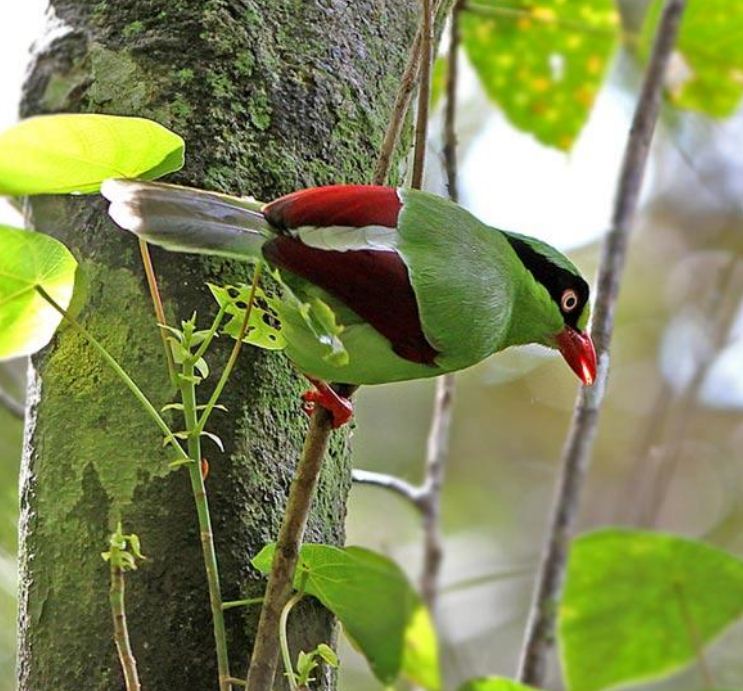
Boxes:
[301,377,354,428]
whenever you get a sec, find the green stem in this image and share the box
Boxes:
[222,597,264,611]
[110,563,141,691]
[279,593,304,691]
[180,360,232,691]
[34,286,187,460]
[195,263,263,435]
[192,303,228,363]
[138,238,178,388]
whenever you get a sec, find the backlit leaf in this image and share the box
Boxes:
[0,114,184,195]
[641,0,743,117]
[559,529,743,691]
[0,226,77,360]
[461,0,619,149]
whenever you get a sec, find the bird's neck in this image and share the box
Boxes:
[503,258,563,349]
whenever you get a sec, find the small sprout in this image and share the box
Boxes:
[293,643,339,686]
[101,523,146,572]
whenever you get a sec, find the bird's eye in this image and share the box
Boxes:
[561,289,578,312]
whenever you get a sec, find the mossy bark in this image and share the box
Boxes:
[17,2,416,689]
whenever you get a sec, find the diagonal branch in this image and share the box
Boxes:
[516,0,689,685]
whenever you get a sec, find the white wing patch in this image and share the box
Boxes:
[295,224,399,252]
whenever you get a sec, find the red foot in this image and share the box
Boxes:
[301,378,354,428]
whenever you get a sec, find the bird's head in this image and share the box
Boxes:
[504,231,597,386]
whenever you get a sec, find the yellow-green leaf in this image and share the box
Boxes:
[559,529,743,691]
[462,0,619,150]
[0,114,184,195]
[641,0,743,117]
[0,226,77,360]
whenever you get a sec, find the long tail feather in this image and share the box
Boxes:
[101,179,271,260]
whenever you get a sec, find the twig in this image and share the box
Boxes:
[411,0,434,189]
[245,407,335,691]
[138,239,178,388]
[419,4,460,611]
[420,374,455,609]
[351,469,427,508]
[0,385,24,420]
[515,0,688,685]
[372,0,454,185]
[109,562,141,691]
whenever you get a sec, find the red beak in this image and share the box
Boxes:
[555,327,597,386]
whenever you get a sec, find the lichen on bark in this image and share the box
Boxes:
[17,1,417,689]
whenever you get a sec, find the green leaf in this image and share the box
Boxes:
[559,529,743,691]
[315,643,339,668]
[641,0,743,117]
[462,0,619,149]
[252,544,440,689]
[0,113,184,195]
[208,283,287,351]
[0,226,77,360]
[459,678,539,691]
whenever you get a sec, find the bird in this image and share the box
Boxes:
[102,180,597,427]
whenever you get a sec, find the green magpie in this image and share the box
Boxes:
[102,180,596,427]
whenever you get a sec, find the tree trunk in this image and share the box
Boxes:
[17,2,416,689]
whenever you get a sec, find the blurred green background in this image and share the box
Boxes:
[1,0,742,689]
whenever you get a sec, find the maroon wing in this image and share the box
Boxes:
[261,186,438,366]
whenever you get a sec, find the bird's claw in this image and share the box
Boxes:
[301,381,353,428]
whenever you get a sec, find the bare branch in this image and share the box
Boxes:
[246,408,335,691]
[352,469,427,508]
[372,0,455,186]
[516,0,688,685]
[411,0,434,189]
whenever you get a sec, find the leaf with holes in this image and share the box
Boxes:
[461,0,619,150]
[253,543,440,689]
[208,283,286,351]
[641,0,743,117]
[0,226,77,360]
[0,113,184,195]
[559,529,743,691]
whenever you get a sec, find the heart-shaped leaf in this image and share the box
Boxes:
[559,529,743,691]
[0,226,77,360]
[253,543,440,690]
[0,114,184,195]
